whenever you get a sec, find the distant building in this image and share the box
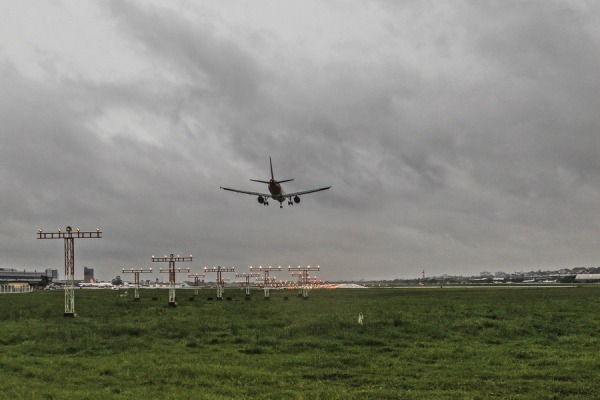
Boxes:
[45,268,59,282]
[0,268,50,286]
[83,267,94,283]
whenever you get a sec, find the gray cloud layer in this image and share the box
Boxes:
[1,0,599,281]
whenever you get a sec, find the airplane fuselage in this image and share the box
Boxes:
[268,180,286,203]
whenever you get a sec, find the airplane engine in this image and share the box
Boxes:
[257,196,264,204]
[294,195,301,204]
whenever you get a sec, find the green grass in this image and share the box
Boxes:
[1,286,599,399]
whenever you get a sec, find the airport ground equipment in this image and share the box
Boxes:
[152,254,192,307]
[204,266,235,300]
[288,265,320,299]
[188,272,206,296]
[236,271,260,298]
[37,226,102,317]
[121,267,153,300]
[250,265,281,300]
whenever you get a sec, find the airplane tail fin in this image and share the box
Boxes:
[250,157,293,184]
[269,157,293,183]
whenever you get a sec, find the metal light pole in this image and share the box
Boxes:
[121,268,153,300]
[204,266,235,300]
[290,272,302,296]
[288,265,320,299]
[235,271,260,299]
[188,272,206,296]
[251,265,281,300]
[37,226,102,317]
[152,254,192,307]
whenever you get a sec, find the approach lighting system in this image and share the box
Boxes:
[250,265,281,300]
[188,272,206,296]
[288,265,320,299]
[37,227,102,317]
[204,265,235,300]
[236,271,261,298]
[121,267,153,300]
[152,253,192,307]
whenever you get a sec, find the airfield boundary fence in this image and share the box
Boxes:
[0,284,33,294]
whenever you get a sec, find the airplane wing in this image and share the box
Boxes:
[286,186,331,197]
[220,187,271,198]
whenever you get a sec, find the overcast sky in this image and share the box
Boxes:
[1,0,599,282]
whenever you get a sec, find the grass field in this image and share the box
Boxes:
[1,286,599,399]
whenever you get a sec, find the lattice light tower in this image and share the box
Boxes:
[204,265,235,300]
[288,265,320,299]
[121,267,153,300]
[236,271,260,298]
[37,226,102,317]
[290,271,303,296]
[152,254,192,307]
[188,272,206,296]
[250,265,281,300]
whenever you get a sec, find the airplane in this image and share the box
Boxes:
[78,280,114,289]
[220,157,331,208]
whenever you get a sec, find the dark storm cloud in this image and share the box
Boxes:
[102,0,377,198]
[105,0,264,109]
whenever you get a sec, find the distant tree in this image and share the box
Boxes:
[112,276,123,286]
